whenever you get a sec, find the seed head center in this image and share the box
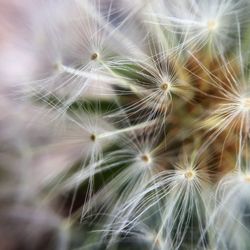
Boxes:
[160,82,170,92]
[90,134,96,142]
[90,52,99,61]
[141,154,151,163]
[184,170,195,180]
[241,97,250,110]
[207,20,218,31]
[53,62,62,72]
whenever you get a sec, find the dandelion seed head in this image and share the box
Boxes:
[184,169,196,181]
[13,0,250,248]
[213,170,250,250]
[90,133,96,142]
[53,61,63,72]
[206,19,218,32]
[90,52,99,61]
[140,153,152,164]
[160,82,170,92]
[239,96,250,112]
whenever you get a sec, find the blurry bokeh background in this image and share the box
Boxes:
[0,1,79,249]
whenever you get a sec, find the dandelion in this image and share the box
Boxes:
[3,0,250,249]
[147,0,248,54]
[210,166,250,250]
[82,147,211,250]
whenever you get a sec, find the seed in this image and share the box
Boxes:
[90,134,96,142]
[242,98,250,109]
[184,170,195,180]
[160,82,169,91]
[207,20,217,31]
[90,52,99,61]
[141,154,150,163]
